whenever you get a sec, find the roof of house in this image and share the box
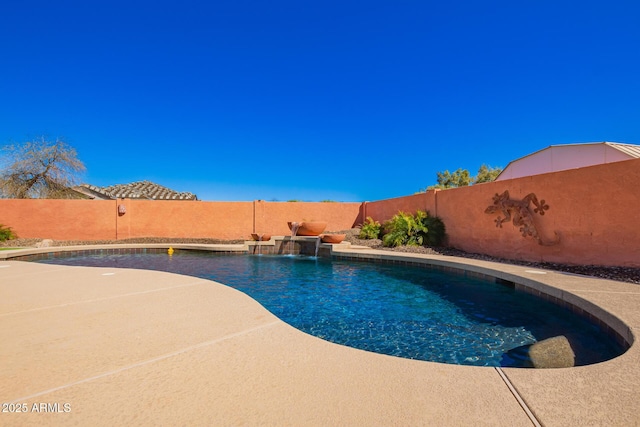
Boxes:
[495,142,640,181]
[607,142,640,158]
[76,181,198,200]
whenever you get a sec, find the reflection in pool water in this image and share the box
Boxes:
[40,252,625,367]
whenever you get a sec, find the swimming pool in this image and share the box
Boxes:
[39,251,624,367]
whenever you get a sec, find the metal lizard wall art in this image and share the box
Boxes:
[484,190,560,246]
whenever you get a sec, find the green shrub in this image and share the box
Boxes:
[421,211,447,246]
[0,224,17,242]
[358,216,382,239]
[380,210,447,247]
[382,211,428,247]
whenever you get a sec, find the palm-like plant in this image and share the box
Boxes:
[422,213,446,246]
[382,211,428,247]
[358,216,382,239]
[0,224,17,241]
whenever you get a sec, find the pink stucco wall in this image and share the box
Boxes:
[364,157,640,267]
[1,158,638,267]
[0,199,363,242]
[114,200,255,240]
[362,192,438,223]
[0,199,117,240]
[254,201,363,237]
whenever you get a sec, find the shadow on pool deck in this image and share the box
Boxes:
[1,245,639,426]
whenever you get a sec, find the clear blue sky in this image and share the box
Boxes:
[2,1,639,202]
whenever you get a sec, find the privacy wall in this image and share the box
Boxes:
[0,199,364,241]
[1,158,638,267]
[0,199,116,241]
[364,157,640,267]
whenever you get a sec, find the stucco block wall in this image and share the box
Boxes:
[363,192,437,223]
[364,157,640,267]
[440,158,639,266]
[0,158,638,266]
[115,200,255,240]
[0,199,116,240]
[255,201,363,237]
[0,199,363,242]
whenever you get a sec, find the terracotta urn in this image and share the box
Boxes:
[288,221,327,236]
[251,233,271,241]
[321,234,346,244]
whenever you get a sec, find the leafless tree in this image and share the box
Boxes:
[0,137,86,198]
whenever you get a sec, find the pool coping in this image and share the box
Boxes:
[1,243,639,425]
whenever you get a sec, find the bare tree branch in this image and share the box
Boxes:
[0,137,86,198]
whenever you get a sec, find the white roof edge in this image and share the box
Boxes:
[495,141,640,180]
[604,142,640,158]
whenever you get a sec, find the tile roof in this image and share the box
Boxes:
[78,181,198,200]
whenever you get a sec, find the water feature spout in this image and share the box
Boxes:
[315,236,321,257]
[290,222,300,235]
[289,222,300,255]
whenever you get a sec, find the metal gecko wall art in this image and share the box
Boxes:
[484,190,560,246]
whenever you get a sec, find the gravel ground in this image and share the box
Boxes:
[335,229,640,285]
[2,230,639,285]
[0,237,246,246]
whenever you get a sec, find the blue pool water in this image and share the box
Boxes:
[39,252,624,367]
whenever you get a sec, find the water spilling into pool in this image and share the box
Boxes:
[39,252,624,367]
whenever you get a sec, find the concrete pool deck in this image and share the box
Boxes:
[1,245,639,426]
